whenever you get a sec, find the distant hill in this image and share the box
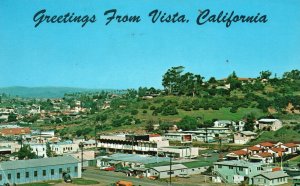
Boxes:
[0,86,106,98]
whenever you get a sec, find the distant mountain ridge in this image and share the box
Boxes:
[0,86,106,98]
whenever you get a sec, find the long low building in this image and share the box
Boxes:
[0,156,81,185]
[98,134,169,156]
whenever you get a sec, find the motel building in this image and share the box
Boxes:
[0,156,81,185]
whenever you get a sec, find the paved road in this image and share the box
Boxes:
[82,168,223,186]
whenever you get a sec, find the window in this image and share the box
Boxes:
[51,169,55,175]
[239,167,243,171]
[218,165,222,168]
[43,170,46,176]
[67,167,70,173]
[167,171,174,175]
[229,166,233,169]
[8,173,11,180]
[26,172,29,178]
[34,171,38,177]
[17,172,20,179]
[75,166,78,173]
[0,174,2,181]
[59,168,62,174]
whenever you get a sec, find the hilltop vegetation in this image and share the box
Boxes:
[1,67,300,139]
[0,86,118,98]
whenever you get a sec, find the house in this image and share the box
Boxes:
[226,150,248,160]
[268,147,286,158]
[0,156,81,185]
[252,171,289,186]
[257,119,282,131]
[234,131,257,144]
[277,143,298,154]
[249,152,273,163]
[256,142,275,150]
[29,144,47,158]
[247,146,263,155]
[213,160,264,184]
[149,164,188,179]
[50,140,79,155]
[182,127,233,143]
[163,133,192,143]
[213,120,236,128]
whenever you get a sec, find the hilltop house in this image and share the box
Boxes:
[257,119,282,131]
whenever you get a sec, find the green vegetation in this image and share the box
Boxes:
[17,144,37,160]
[20,180,62,186]
[1,67,300,140]
[72,178,99,185]
[249,126,300,144]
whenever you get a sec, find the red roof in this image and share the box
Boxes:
[0,127,30,136]
[233,150,248,156]
[248,146,262,151]
[271,147,285,153]
[257,152,273,158]
[149,134,161,137]
[282,143,298,148]
[259,142,274,147]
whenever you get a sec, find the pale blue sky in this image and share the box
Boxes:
[0,0,299,89]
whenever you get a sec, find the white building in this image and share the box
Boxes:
[50,140,79,155]
[257,119,282,131]
[234,131,257,144]
[164,133,192,143]
[30,144,47,158]
[149,164,188,179]
[182,128,233,143]
[158,146,199,158]
[98,134,169,156]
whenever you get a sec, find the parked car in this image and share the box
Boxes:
[115,180,133,186]
[104,166,116,171]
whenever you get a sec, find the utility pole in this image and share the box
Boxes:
[79,142,84,171]
[169,154,172,186]
[95,125,97,151]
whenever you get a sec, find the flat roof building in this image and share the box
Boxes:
[0,156,81,185]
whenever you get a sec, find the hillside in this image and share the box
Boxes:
[0,86,106,98]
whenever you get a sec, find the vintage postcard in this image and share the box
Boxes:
[0,1,300,186]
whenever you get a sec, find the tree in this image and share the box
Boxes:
[243,112,256,131]
[177,116,199,131]
[283,69,300,80]
[226,71,241,90]
[46,142,53,157]
[18,145,37,160]
[145,120,155,132]
[208,77,217,84]
[8,113,17,122]
[259,70,272,79]
[162,66,184,94]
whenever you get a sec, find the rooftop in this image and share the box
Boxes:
[0,156,79,170]
[258,119,280,123]
[100,153,170,165]
[151,164,187,172]
[214,160,263,168]
[254,171,289,179]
